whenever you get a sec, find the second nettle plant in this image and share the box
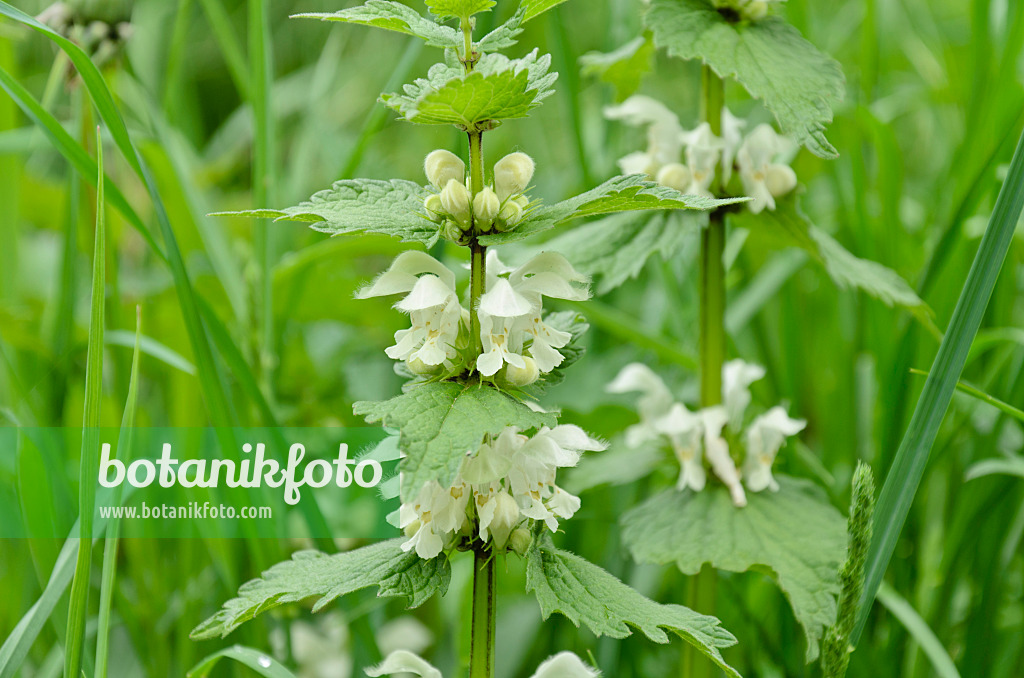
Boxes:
[191,1,745,677]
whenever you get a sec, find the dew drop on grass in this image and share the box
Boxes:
[257,655,272,668]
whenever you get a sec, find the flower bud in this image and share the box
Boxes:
[505,356,540,387]
[741,1,769,20]
[509,527,532,556]
[424,149,465,189]
[656,163,693,193]
[423,193,444,221]
[496,200,523,231]
[407,357,438,375]
[442,220,463,243]
[472,186,501,231]
[440,179,472,226]
[765,165,797,197]
[494,152,535,200]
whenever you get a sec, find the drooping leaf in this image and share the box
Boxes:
[621,477,847,662]
[525,533,742,678]
[426,0,495,19]
[481,174,738,245]
[213,179,439,245]
[294,1,462,49]
[190,540,450,639]
[580,33,655,102]
[354,382,557,500]
[188,646,298,678]
[520,0,570,22]
[646,0,845,158]
[382,49,556,128]
[731,197,932,325]
[543,210,705,294]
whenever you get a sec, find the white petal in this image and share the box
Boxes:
[604,95,679,127]
[546,424,607,453]
[365,650,443,678]
[396,275,456,312]
[722,360,765,428]
[513,251,590,283]
[359,251,455,299]
[765,164,797,197]
[704,434,746,507]
[477,348,504,377]
[527,338,564,373]
[530,652,600,678]
[480,278,533,318]
[617,151,659,176]
[517,272,589,302]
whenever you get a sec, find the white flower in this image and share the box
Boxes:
[472,186,500,230]
[440,178,472,226]
[723,359,766,430]
[737,123,798,213]
[358,252,464,368]
[366,651,598,678]
[606,363,675,447]
[399,478,469,559]
[604,95,684,176]
[744,406,805,492]
[655,402,707,492]
[678,122,723,197]
[424,149,465,189]
[699,406,747,507]
[721,107,746,185]
[493,152,535,200]
[476,487,519,547]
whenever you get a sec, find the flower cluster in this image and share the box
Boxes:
[358,250,589,384]
[422,149,534,241]
[604,95,797,213]
[399,425,605,559]
[366,649,599,678]
[607,360,805,507]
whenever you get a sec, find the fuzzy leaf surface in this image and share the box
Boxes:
[480,174,737,245]
[426,0,495,18]
[731,198,932,324]
[354,382,557,500]
[475,7,525,52]
[382,49,556,127]
[621,476,846,662]
[294,1,461,49]
[525,533,742,677]
[212,179,438,245]
[646,0,844,158]
[190,540,449,639]
[580,34,655,102]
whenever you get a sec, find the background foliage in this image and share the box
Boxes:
[0,0,1022,676]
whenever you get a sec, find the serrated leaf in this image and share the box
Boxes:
[730,197,933,326]
[476,6,526,52]
[480,174,739,245]
[544,210,705,294]
[213,179,439,245]
[646,0,845,158]
[580,34,655,102]
[520,0,570,22]
[382,49,556,128]
[354,381,557,500]
[621,477,846,662]
[294,1,462,49]
[525,533,742,678]
[426,0,495,18]
[190,540,450,639]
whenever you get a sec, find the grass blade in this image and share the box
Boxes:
[964,457,1024,482]
[64,125,105,678]
[95,307,143,678]
[188,645,298,678]
[876,583,962,678]
[909,368,1024,423]
[106,329,197,376]
[852,126,1024,643]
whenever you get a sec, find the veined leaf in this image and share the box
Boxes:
[213,179,439,245]
[525,533,742,678]
[190,540,450,639]
[294,1,462,49]
[521,0,570,22]
[621,477,847,662]
[543,210,705,294]
[646,0,844,158]
[480,174,737,245]
[354,381,556,500]
[476,6,525,52]
[381,49,556,128]
[731,197,931,324]
[426,0,495,19]
[580,34,655,102]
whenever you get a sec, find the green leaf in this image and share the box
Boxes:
[525,533,742,678]
[852,127,1024,645]
[354,382,557,500]
[213,179,439,245]
[480,174,737,245]
[621,477,847,662]
[965,456,1024,482]
[580,34,655,102]
[731,197,931,323]
[875,583,962,678]
[381,49,556,128]
[190,540,450,639]
[544,210,705,294]
[189,646,299,678]
[909,369,1024,423]
[646,0,845,158]
[476,6,525,52]
[562,443,664,494]
[426,0,495,19]
[520,0,570,22]
[293,1,462,49]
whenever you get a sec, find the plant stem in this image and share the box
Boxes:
[470,240,486,357]
[469,547,496,678]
